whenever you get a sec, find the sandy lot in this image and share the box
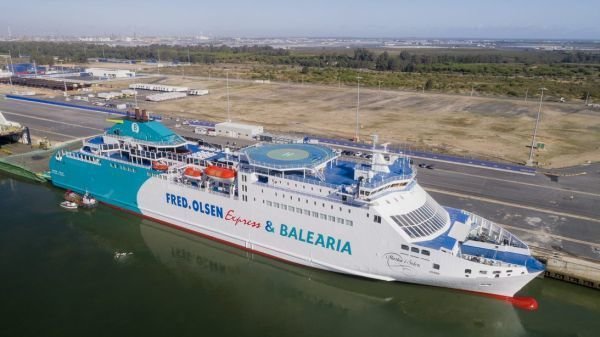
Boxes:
[140,75,600,168]
[3,69,599,168]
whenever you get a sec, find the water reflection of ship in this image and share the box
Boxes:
[139,220,527,336]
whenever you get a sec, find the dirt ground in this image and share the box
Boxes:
[138,75,600,168]
[3,66,599,168]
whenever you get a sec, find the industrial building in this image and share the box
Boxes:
[145,92,187,102]
[129,83,188,92]
[0,77,91,90]
[97,92,123,100]
[215,122,263,139]
[189,89,209,96]
[84,68,136,79]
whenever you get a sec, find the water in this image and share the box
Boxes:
[1,174,599,337]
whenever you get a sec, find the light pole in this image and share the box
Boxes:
[527,88,546,166]
[226,69,231,122]
[355,76,362,142]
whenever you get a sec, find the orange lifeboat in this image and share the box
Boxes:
[204,165,236,183]
[183,166,203,180]
[152,160,169,171]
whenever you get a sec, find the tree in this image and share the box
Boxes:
[424,79,433,90]
[375,52,390,71]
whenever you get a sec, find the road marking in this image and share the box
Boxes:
[498,223,600,249]
[431,167,600,198]
[28,128,79,139]
[424,187,600,223]
[1,111,105,132]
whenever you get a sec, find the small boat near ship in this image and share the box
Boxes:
[64,190,98,208]
[60,201,78,210]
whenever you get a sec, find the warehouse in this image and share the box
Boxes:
[215,122,263,139]
[129,83,188,92]
[146,92,187,102]
[84,68,136,79]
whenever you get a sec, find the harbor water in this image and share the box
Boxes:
[1,173,599,337]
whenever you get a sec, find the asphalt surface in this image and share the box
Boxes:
[0,99,112,141]
[1,97,598,259]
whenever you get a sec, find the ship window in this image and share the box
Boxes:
[288,206,295,212]
[374,215,382,223]
[304,209,310,215]
[401,245,409,251]
[433,264,440,270]
[345,220,353,226]
[421,250,430,256]
[266,201,272,206]
[337,217,345,224]
[273,202,280,208]
[328,215,336,222]
[320,213,327,220]
[410,247,419,253]
[465,269,472,274]
[479,270,488,275]
[314,201,317,206]
[312,211,319,218]
[493,271,501,274]
[366,213,369,218]
[296,208,302,214]
[281,205,287,210]
[389,194,449,239]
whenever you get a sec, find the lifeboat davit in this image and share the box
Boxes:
[152,160,169,171]
[183,166,203,180]
[204,165,236,183]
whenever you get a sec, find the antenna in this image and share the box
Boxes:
[226,68,231,122]
[527,87,546,166]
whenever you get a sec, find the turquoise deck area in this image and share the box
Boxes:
[107,119,186,145]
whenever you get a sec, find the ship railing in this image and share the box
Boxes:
[246,154,337,171]
[283,174,339,189]
[458,253,515,268]
[361,172,416,189]
[106,133,187,147]
[65,151,101,166]
[254,180,367,209]
[238,165,339,189]
[467,212,528,249]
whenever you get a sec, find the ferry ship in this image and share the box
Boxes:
[49,110,544,306]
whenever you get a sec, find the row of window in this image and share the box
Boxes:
[263,200,354,226]
[465,268,516,278]
[70,152,100,164]
[400,244,431,256]
[261,188,353,215]
[109,162,136,173]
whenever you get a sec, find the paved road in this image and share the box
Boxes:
[2,97,598,259]
[0,99,111,141]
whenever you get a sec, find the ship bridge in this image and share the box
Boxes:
[106,119,186,147]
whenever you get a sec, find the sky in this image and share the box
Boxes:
[2,0,599,39]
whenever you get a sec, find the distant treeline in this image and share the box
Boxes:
[1,42,599,76]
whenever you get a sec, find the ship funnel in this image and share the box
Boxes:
[134,107,141,120]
